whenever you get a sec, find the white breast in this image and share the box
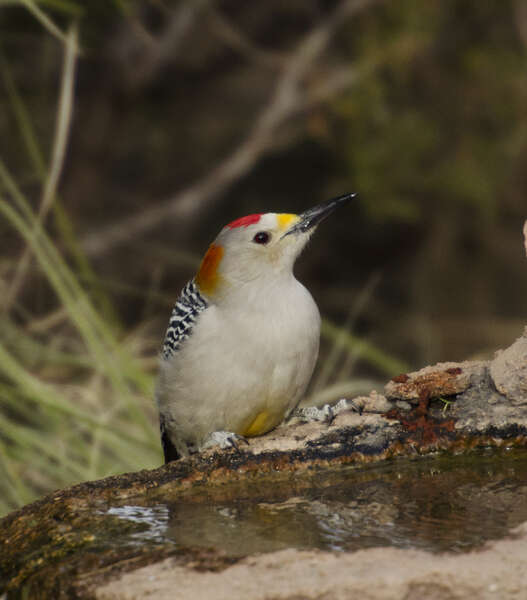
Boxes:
[156,276,320,450]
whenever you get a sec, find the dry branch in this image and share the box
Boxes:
[81,0,384,258]
[119,0,211,89]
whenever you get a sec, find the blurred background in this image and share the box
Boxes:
[0,0,526,516]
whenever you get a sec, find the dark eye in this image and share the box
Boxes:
[253,231,271,245]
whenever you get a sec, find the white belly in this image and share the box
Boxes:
[156,279,320,451]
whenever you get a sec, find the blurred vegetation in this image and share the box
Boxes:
[0,0,526,516]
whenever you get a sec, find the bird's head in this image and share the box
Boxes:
[194,193,356,302]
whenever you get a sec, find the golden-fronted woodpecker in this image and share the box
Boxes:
[156,193,355,462]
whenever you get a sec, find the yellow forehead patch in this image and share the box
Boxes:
[195,243,224,296]
[277,213,299,231]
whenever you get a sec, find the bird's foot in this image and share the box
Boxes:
[201,430,249,452]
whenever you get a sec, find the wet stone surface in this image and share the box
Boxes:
[101,449,527,557]
[3,332,527,598]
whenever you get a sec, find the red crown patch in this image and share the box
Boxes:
[226,214,262,229]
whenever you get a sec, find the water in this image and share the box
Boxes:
[105,449,527,557]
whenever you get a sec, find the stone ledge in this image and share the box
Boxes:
[96,523,527,600]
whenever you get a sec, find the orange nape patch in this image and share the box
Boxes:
[195,243,224,296]
[277,213,299,231]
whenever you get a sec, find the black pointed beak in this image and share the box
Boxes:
[282,192,357,237]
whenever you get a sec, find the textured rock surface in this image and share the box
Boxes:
[490,328,527,405]
[384,360,485,402]
[97,523,527,600]
[3,332,527,598]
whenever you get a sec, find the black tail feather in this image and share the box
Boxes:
[160,421,180,463]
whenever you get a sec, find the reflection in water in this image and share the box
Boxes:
[106,504,170,543]
[105,450,527,556]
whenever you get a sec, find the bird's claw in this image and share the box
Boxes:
[201,430,249,452]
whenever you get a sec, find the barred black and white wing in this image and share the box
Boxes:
[161,280,208,360]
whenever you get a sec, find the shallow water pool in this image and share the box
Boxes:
[105,448,527,556]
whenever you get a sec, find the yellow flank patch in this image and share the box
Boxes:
[195,243,224,296]
[242,411,278,437]
[277,213,299,231]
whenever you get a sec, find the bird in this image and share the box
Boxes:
[156,193,356,463]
